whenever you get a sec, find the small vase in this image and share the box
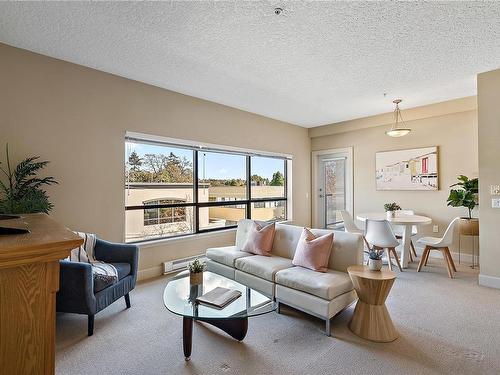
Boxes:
[189,272,203,285]
[387,211,396,219]
[368,258,383,271]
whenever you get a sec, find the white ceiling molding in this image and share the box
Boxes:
[0,2,498,127]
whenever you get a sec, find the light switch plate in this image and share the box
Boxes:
[433,225,439,233]
[492,198,500,208]
[492,185,500,195]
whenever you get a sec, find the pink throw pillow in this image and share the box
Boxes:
[292,228,334,272]
[242,222,276,256]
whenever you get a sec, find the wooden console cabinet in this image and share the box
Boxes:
[0,214,82,374]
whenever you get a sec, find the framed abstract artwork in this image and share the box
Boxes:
[376,146,438,191]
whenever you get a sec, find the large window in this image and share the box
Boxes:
[251,156,286,198]
[125,136,289,243]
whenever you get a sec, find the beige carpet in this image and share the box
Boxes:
[56,260,500,375]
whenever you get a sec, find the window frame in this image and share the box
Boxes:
[125,137,289,243]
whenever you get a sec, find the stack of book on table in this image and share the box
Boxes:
[196,287,242,309]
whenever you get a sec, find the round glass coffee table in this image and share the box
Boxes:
[163,271,276,360]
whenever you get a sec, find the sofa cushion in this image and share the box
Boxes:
[206,246,253,267]
[312,229,364,273]
[272,223,303,259]
[242,222,275,256]
[94,262,130,293]
[292,228,334,272]
[112,263,131,281]
[275,267,353,300]
[93,277,114,293]
[235,255,293,282]
[235,219,269,250]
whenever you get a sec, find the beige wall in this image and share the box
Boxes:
[310,97,479,255]
[478,69,500,288]
[0,43,311,280]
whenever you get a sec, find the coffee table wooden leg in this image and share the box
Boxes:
[183,317,193,361]
[182,317,248,360]
[199,317,248,341]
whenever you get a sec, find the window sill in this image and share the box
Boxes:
[132,227,238,249]
[130,219,293,249]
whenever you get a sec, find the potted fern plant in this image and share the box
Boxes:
[446,175,479,235]
[384,202,401,219]
[187,258,206,285]
[0,144,57,215]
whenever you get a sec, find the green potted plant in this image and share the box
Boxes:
[368,249,384,271]
[0,144,57,215]
[447,175,479,235]
[384,202,401,219]
[187,258,206,285]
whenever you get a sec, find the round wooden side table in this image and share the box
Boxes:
[347,265,398,343]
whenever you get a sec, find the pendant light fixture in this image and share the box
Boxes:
[386,99,411,137]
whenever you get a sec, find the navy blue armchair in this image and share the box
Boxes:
[56,238,139,336]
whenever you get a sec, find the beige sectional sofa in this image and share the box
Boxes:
[205,219,364,335]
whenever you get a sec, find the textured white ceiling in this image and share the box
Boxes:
[1,2,499,127]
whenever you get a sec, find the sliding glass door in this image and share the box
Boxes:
[313,148,353,229]
[323,158,346,227]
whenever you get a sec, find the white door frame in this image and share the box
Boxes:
[312,147,354,228]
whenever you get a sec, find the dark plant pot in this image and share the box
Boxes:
[0,214,21,220]
[459,218,479,236]
[0,227,29,235]
[0,215,29,235]
[189,272,203,285]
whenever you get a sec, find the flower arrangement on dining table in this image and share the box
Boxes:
[384,202,401,219]
[384,202,401,212]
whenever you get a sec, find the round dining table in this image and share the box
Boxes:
[356,212,432,268]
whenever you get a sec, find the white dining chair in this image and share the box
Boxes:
[340,210,363,235]
[416,217,460,278]
[364,219,403,271]
[392,209,418,261]
[340,210,372,255]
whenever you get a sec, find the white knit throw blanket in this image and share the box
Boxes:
[68,232,118,286]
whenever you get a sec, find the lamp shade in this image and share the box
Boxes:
[386,99,411,137]
[385,128,411,137]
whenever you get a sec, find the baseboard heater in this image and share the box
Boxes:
[163,255,206,274]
